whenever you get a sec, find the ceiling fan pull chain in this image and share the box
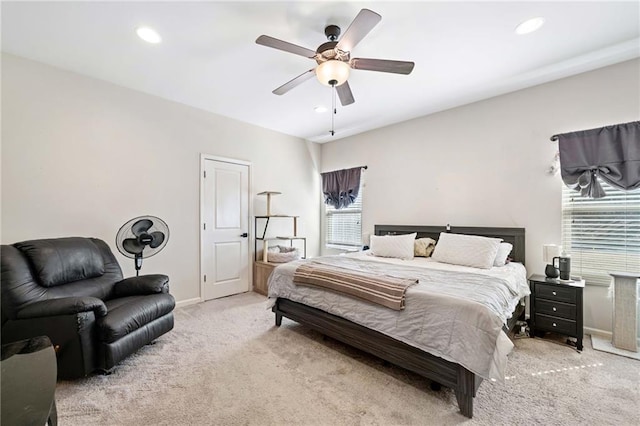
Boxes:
[330,81,338,136]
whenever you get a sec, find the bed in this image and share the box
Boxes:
[268,225,527,418]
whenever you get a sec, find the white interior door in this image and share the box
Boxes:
[201,157,250,300]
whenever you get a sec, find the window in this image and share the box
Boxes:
[561,181,640,286]
[325,181,363,249]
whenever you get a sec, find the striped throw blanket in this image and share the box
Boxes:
[293,263,417,310]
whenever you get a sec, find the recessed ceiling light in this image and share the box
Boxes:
[515,17,545,35]
[314,106,328,113]
[136,27,162,44]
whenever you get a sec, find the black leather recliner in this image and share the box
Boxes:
[1,237,175,379]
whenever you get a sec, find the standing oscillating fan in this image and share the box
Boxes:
[116,216,169,276]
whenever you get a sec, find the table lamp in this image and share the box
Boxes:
[543,244,561,278]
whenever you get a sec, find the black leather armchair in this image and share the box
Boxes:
[1,237,175,379]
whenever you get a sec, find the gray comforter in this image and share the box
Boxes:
[267,253,530,381]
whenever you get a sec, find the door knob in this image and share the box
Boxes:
[240,233,248,238]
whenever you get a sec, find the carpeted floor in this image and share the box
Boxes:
[592,334,640,361]
[56,292,640,425]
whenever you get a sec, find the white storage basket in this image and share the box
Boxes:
[267,245,300,263]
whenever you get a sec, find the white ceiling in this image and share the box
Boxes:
[2,1,639,143]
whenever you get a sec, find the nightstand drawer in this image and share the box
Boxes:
[535,314,577,336]
[536,299,576,319]
[536,284,576,304]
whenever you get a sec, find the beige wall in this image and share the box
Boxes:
[3,52,638,333]
[1,53,322,304]
[321,59,640,334]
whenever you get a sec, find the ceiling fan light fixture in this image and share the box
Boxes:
[515,17,545,35]
[316,60,350,87]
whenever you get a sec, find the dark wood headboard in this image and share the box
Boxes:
[374,225,526,265]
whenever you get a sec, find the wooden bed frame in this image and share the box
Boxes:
[272,225,526,418]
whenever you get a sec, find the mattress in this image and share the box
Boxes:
[267,252,530,381]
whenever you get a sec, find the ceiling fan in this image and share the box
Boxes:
[256,8,415,106]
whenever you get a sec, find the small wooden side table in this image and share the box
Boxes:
[253,261,278,296]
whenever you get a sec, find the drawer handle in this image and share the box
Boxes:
[552,307,557,312]
[552,291,557,296]
[552,323,557,327]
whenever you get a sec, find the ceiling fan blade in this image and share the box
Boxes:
[273,69,316,95]
[336,9,382,52]
[350,58,415,75]
[256,35,316,59]
[336,81,355,106]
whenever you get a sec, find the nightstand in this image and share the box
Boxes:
[253,261,277,296]
[529,274,584,351]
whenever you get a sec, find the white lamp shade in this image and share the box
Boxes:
[316,60,350,86]
[543,244,562,263]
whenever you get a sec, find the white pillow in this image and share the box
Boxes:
[370,233,417,260]
[494,242,513,267]
[431,232,502,269]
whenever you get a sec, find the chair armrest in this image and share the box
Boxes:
[113,274,170,297]
[16,297,108,319]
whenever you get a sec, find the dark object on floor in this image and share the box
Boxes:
[512,320,530,339]
[1,336,57,426]
[1,237,175,378]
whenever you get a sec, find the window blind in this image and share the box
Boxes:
[325,182,363,249]
[561,181,640,286]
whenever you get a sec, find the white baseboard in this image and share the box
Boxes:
[175,297,202,308]
[584,326,612,339]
